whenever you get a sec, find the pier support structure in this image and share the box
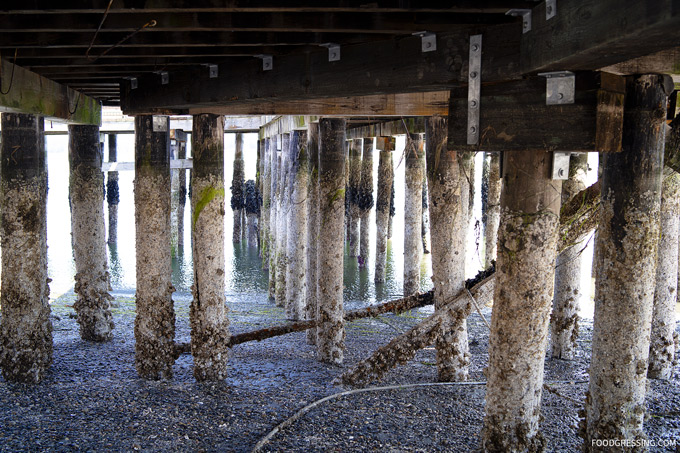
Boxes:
[348,139,362,257]
[134,115,175,380]
[425,116,470,382]
[306,123,320,344]
[317,118,347,364]
[190,114,230,381]
[583,74,672,448]
[69,124,114,342]
[374,137,395,283]
[106,133,119,244]
[0,113,52,383]
[286,130,309,320]
[482,150,562,451]
[231,133,245,243]
[403,134,425,297]
[358,138,374,264]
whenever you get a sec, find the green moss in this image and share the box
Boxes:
[192,186,225,229]
[328,188,345,206]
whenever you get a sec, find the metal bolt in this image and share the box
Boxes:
[470,126,477,134]
[558,168,565,177]
[472,44,479,52]
[331,52,337,59]
[547,5,553,15]
[523,20,528,29]
[425,41,432,48]
[470,71,478,79]
[470,100,478,108]
[558,93,564,100]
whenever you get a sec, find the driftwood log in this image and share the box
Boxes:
[338,275,495,387]
[173,291,434,357]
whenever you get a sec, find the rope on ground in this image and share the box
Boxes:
[250,379,587,452]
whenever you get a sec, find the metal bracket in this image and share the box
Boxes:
[552,152,571,179]
[467,34,482,145]
[202,64,218,78]
[412,31,437,52]
[320,43,341,61]
[546,0,557,20]
[538,71,575,105]
[152,116,167,133]
[255,54,273,71]
[506,9,532,33]
[125,77,138,90]
[155,71,169,85]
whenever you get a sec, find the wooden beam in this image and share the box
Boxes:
[447,72,625,152]
[0,11,513,34]
[601,47,680,75]
[121,23,521,115]
[346,117,425,139]
[191,92,449,116]
[521,0,680,74]
[0,58,101,125]
[0,1,538,14]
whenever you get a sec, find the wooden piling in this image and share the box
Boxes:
[69,124,114,342]
[375,137,395,283]
[583,74,671,449]
[481,150,562,451]
[306,123,320,344]
[403,134,425,297]
[231,133,245,243]
[348,139,362,257]
[317,118,347,364]
[106,133,119,244]
[0,113,52,383]
[133,115,175,380]
[190,114,230,381]
[358,138,374,264]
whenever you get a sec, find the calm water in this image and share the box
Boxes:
[44,134,465,305]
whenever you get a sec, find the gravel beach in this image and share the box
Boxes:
[1,291,678,452]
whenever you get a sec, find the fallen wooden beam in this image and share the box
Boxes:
[173,290,435,357]
[338,275,495,387]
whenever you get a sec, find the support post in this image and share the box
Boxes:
[648,167,680,379]
[0,113,52,383]
[106,133,119,244]
[275,134,290,308]
[584,74,672,448]
[425,116,470,382]
[317,118,347,364]
[176,131,187,251]
[550,153,588,360]
[483,152,501,268]
[190,114,230,381]
[388,176,395,239]
[231,133,245,243]
[358,138,374,265]
[403,134,425,297]
[375,137,395,283]
[421,172,431,254]
[481,150,562,451]
[286,130,309,320]
[245,180,259,246]
[348,139,362,257]
[306,123,320,344]
[134,115,175,380]
[268,136,279,300]
[69,124,114,342]
[260,138,271,267]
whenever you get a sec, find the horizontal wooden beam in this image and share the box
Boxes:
[601,47,680,75]
[447,72,625,153]
[521,0,680,74]
[0,58,101,125]
[346,117,425,139]
[121,23,521,115]
[190,92,449,116]
[0,1,537,14]
[0,11,512,34]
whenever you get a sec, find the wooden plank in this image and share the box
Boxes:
[447,72,625,152]
[0,1,538,14]
[521,0,680,73]
[600,47,680,75]
[0,11,513,34]
[121,23,521,115]
[0,58,100,125]
[346,117,425,139]
[193,92,449,116]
